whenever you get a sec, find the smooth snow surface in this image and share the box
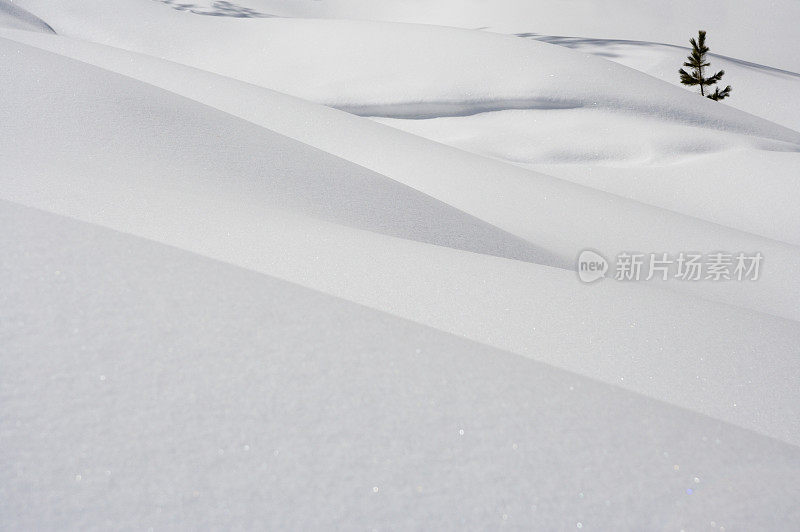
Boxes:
[2,1,799,529]
[516,33,800,131]
[204,0,800,72]
[4,200,800,530]
[0,0,53,33]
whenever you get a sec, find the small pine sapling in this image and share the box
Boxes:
[679,30,732,100]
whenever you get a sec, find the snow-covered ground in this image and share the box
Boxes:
[2,0,799,529]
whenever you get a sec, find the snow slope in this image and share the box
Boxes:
[4,34,800,318]
[12,1,800,141]
[0,0,53,33]
[4,199,799,530]
[529,151,800,249]
[517,33,800,131]
[6,3,800,240]
[2,1,800,529]
[12,1,798,250]
[3,35,800,445]
[222,0,800,73]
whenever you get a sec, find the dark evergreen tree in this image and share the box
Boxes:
[679,30,731,100]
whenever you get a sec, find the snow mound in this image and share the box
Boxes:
[13,0,799,177]
[4,199,799,530]
[0,0,53,33]
[4,33,800,321]
[373,108,798,166]
[0,38,550,266]
[518,33,800,131]
[3,2,800,528]
[3,37,800,451]
[531,151,800,247]
[226,0,800,73]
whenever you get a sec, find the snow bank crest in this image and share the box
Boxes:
[0,0,54,33]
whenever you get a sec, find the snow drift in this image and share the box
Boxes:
[2,1,799,530]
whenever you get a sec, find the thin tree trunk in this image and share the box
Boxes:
[699,64,705,96]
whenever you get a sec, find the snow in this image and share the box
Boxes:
[13,0,797,252]
[10,3,799,141]
[222,0,800,72]
[530,151,800,247]
[517,33,800,131]
[4,200,799,530]
[0,0,53,33]
[2,0,799,529]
